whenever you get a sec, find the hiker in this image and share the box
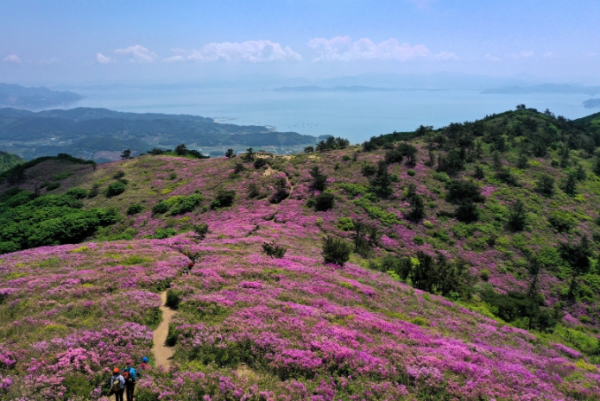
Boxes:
[183,261,193,275]
[110,368,125,401]
[122,359,137,401]
[139,356,151,371]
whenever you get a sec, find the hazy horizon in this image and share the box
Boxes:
[2,0,599,87]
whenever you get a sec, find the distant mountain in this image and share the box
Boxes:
[0,83,83,109]
[0,107,317,160]
[584,98,600,109]
[0,151,23,173]
[274,85,398,93]
[482,83,600,95]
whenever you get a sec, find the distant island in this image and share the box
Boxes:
[0,107,319,161]
[482,83,600,95]
[274,85,398,93]
[584,98,600,109]
[0,83,83,109]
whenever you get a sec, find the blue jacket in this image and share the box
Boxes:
[110,374,125,390]
[123,366,137,381]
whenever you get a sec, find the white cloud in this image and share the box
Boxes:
[308,36,431,62]
[543,52,556,58]
[511,50,534,58]
[96,53,112,64]
[3,54,21,64]
[486,54,501,62]
[114,45,157,63]
[165,40,301,63]
[435,51,458,60]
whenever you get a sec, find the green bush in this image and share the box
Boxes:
[337,217,355,231]
[51,172,74,181]
[65,188,88,199]
[170,194,203,215]
[480,269,490,282]
[193,223,209,239]
[548,212,575,233]
[105,181,126,198]
[253,158,268,169]
[262,241,287,258]
[212,189,236,209]
[153,228,177,239]
[166,289,182,309]
[407,169,416,176]
[322,236,352,266]
[314,191,335,211]
[413,236,424,245]
[127,203,144,215]
[152,201,169,215]
[46,182,60,191]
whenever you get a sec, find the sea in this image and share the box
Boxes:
[70,85,596,144]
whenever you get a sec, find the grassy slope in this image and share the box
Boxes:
[2,109,600,399]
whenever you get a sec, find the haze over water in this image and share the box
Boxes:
[71,85,593,144]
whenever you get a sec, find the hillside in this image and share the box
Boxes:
[0,151,22,173]
[0,107,319,161]
[2,107,600,399]
[0,83,82,109]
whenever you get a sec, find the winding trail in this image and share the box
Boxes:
[152,291,175,369]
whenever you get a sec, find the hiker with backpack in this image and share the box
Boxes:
[139,356,151,371]
[110,368,125,401]
[122,359,137,401]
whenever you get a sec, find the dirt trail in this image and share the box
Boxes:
[152,291,175,369]
[263,166,294,198]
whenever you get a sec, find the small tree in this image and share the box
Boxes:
[193,223,210,240]
[225,149,235,158]
[507,200,527,232]
[270,177,289,204]
[407,194,425,221]
[105,181,126,198]
[120,149,132,160]
[322,236,352,266]
[535,175,555,197]
[370,161,393,198]
[562,173,578,196]
[262,241,287,258]
[310,166,328,191]
[212,189,236,209]
[254,158,268,169]
[247,182,260,199]
[314,191,335,211]
[242,147,255,162]
[303,146,314,153]
[175,144,188,156]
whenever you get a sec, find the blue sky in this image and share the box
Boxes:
[1,0,599,85]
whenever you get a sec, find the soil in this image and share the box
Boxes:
[152,291,176,369]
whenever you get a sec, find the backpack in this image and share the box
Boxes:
[112,376,121,392]
[124,367,135,384]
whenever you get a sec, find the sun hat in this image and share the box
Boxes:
[113,368,119,374]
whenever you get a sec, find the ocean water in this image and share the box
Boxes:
[71,86,594,144]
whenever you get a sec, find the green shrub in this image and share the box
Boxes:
[105,181,126,198]
[113,170,126,179]
[152,201,169,215]
[65,188,88,199]
[51,172,74,181]
[168,172,177,180]
[127,203,144,215]
[407,169,416,176]
[262,241,287,258]
[480,269,490,281]
[410,317,430,326]
[322,236,352,266]
[314,191,335,211]
[337,217,355,231]
[166,289,182,309]
[548,212,575,233]
[153,228,177,239]
[87,183,101,198]
[212,189,236,209]
[413,236,424,245]
[170,194,203,215]
[253,158,268,169]
[338,183,369,198]
[193,223,209,239]
[46,182,60,191]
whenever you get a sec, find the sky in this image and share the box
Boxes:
[1,0,599,86]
